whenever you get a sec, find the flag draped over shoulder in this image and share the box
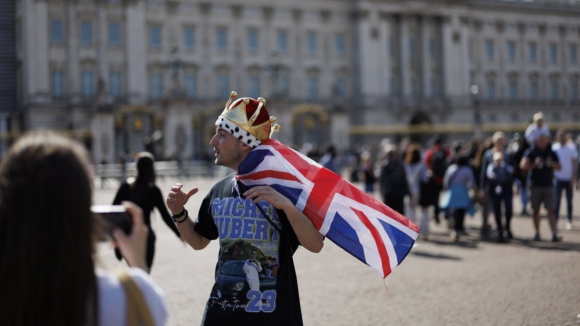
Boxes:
[236,139,419,279]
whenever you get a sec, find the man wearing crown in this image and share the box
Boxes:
[166,92,324,325]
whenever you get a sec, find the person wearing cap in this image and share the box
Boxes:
[166,92,324,325]
[520,134,562,242]
[524,112,551,146]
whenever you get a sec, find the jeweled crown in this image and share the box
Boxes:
[219,91,280,141]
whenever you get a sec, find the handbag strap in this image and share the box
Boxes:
[446,166,461,188]
[115,269,155,326]
[236,181,282,233]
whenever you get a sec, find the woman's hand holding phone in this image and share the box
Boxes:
[112,202,149,272]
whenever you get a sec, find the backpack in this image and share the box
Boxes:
[430,149,448,177]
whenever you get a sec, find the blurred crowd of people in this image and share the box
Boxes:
[345,112,579,243]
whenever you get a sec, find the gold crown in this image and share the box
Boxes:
[219,91,280,141]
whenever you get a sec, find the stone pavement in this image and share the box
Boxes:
[94,176,580,326]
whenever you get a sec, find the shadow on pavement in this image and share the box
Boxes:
[422,233,480,249]
[507,237,580,252]
[411,250,463,261]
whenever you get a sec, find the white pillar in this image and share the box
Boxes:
[98,6,108,95]
[442,15,470,105]
[400,15,409,98]
[35,1,49,101]
[67,3,80,101]
[421,16,432,98]
[126,1,148,104]
[23,0,38,99]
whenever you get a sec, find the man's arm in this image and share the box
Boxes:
[166,184,211,250]
[244,186,324,253]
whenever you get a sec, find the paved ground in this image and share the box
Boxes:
[94,176,580,326]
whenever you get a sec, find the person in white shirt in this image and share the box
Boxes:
[525,112,551,146]
[0,132,168,326]
[243,249,263,291]
[552,129,579,230]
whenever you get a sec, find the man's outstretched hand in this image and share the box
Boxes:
[166,183,199,215]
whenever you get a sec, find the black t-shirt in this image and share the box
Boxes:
[524,146,560,187]
[194,175,303,326]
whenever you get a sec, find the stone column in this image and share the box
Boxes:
[496,21,506,99]
[291,9,303,99]
[559,25,569,105]
[421,15,431,99]
[67,3,80,102]
[35,0,49,101]
[23,0,39,99]
[356,9,389,100]
[199,3,212,98]
[126,0,147,104]
[378,12,391,98]
[98,4,108,93]
[232,5,243,94]
[538,24,547,98]
[442,15,470,106]
[399,14,409,99]
[518,22,526,103]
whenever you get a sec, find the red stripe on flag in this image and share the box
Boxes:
[352,208,392,277]
[237,170,301,183]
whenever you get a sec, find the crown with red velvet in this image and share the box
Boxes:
[215,91,280,149]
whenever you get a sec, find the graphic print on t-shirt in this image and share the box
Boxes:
[209,196,281,313]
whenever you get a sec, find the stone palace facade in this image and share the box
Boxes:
[8,0,580,162]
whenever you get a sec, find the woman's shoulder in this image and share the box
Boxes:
[96,268,167,326]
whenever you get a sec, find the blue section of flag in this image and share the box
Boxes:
[269,184,302,206]
[238,149,274,175]
[377,219,413,265]
[325,213,366,264]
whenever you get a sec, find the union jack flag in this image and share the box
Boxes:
[237,139,419,278]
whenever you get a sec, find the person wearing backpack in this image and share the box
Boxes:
[423,136,450,224]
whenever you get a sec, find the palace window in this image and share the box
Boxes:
[80,21,92,45]
[109,71,122,97]
[50,20,64,44]
[184,27,195,50]
[150,73,163,99]
[149,25,161,49]
[51,71,65,99]
[108,23,121,46]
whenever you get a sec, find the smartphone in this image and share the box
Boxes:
[91,205,132,237]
